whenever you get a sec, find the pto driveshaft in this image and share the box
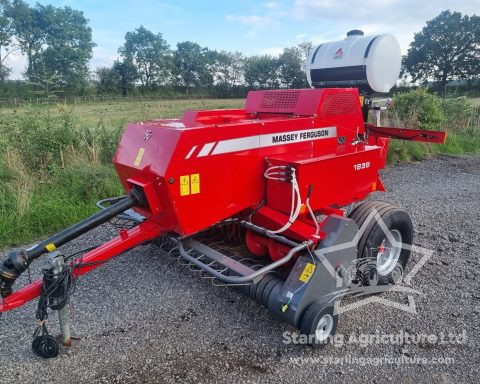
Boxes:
[0,188,146,298]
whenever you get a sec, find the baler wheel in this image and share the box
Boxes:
[348,202,413,285]
[362,263,379,286]
[300,303,338,349]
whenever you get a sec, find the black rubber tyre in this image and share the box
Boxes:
[348,202,413,285]
[362,263,378,286]
[300,303,338,349]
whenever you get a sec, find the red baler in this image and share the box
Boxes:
[0,31,446,356]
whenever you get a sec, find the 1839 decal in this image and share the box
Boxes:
[353,161,370,171]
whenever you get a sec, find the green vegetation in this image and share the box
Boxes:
[402,10,480,92]
[0,98,243,248]
[0,0,93,93]
[387,89,480,163]
[469,98,480,107]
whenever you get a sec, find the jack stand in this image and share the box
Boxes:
[48,251,72,347]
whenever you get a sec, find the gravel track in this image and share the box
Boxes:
[1,154,479,383]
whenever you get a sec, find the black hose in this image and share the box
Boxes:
[32,323,59,358]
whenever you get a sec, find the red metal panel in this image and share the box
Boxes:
[165,120,265,234]
[367,124,447,143]
[245,88,325,116]
[266,145,382,214]
[252,206,318,243]
[317,88,365,135]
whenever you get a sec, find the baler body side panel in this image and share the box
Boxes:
[165,121,264,235]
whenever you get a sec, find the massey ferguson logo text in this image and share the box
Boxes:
[334,47,344,60]
[272,129,331,144]
[186,126,337,158]
[144,130,153,141]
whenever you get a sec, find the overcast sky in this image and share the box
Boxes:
[5,0,479,79]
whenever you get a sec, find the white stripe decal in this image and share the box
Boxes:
[197,142,216,157]
[212,135,259,155]
[162,122,185,128]
[185,145,197,159]
[211,126,336,156]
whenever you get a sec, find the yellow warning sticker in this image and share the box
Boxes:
[180,175,190,196]
[134,147,145,167]
[299,262,316,283]
[45,243,56,252]
[359,95,365,106]
[191,173,200,194]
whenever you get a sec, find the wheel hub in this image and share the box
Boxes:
[376,229,402,275]
[315,313,334,341]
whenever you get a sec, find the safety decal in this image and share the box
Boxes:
[299,262,316,283]
[134,147,146,167]
[180,175,190,196]
[180,174,201,196]
[191,173,200,194]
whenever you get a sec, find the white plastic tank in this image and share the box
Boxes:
[306,30,401,93]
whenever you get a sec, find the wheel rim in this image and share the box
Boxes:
[376,229,402,275]
[315,313,334,341]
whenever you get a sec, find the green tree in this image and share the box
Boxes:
[33,4,94,91]
[5,1,93,90]
[297,41,314,73]
[278,47,308,88]
[0,0,14,79]
[213,50,244,94]
[112,60,138,96]
[119,26,171,89]
[244,55,279,89]
[95,66,120,94]
[172,41,213,92]
[28,59,62,99]
[403,10,480,90]
[5,0,43,78]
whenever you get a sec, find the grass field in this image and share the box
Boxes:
[69,98,244,129]
[0,95,479,249]
[0,99,243,248]
[470,97,480,106]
